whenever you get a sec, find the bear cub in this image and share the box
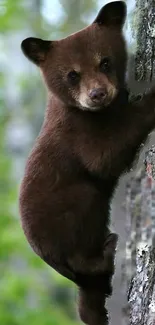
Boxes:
[19,1,155,324]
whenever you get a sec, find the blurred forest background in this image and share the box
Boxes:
[0,0,135,325]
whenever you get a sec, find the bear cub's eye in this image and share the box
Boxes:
[100,57,111,73]
[67,70,80,85]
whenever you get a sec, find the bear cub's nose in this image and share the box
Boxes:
[89,88,107,103]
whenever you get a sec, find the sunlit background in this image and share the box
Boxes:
[0,1,134,324]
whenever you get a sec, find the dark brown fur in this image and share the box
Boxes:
[19,2,155,324]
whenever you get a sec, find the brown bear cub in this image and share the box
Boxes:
[19,1,155,324]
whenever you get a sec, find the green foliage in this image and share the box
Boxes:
[0,0,29,32]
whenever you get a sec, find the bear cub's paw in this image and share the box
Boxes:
[102,233,118,274]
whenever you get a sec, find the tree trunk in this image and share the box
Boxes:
[128,246,155,325]
[134,0,155,82]
[123,1,155,324]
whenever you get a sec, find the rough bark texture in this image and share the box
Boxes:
[128,245,155,325]
[135,0,155,82]
[122,1,155,324]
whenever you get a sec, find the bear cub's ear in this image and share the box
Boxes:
[21,37,51,65]
[94,1,127,29]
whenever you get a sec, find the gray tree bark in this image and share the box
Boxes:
[126,0,155,324]
[134,0,155,82]
[128,246,155,325]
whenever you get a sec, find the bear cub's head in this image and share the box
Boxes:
[21,1,127,112]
